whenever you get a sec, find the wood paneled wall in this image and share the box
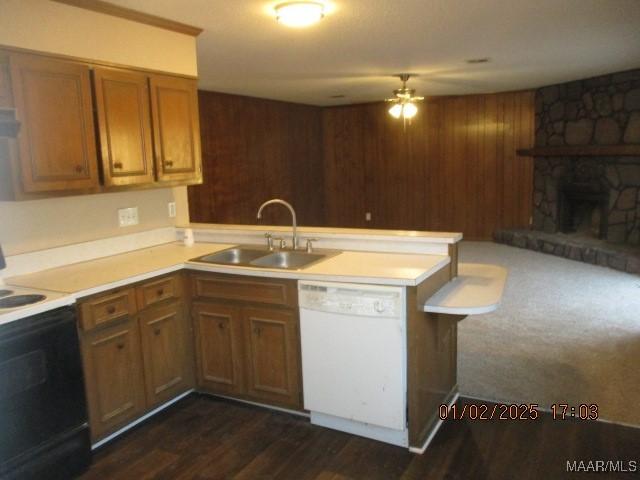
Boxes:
[322,91,535,239]
[188,91,325,226]
[189,90,534,239]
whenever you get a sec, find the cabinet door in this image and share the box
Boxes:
[93,68,155,187]
[243,307,301,408]
[9,54,99,192]
[139,301,194,408]
[192,302,244,395]
[80,317,146,441]
[149,74,202,183]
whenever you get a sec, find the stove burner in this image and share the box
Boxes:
[0,289,14,298]
[0,294,47,309]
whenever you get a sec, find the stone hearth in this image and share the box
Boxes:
[494,229,640,275]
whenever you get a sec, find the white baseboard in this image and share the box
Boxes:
[201,392,310,418]
[409,391,460,455]
[91,389,193,450]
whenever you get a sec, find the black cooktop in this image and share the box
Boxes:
[0,294,46,309]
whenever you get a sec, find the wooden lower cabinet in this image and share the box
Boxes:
[191,274,302,410]
[139,301,194,408]
[192,302,245,396]
[79,274,194,442]
[80,317,146,440]
[243,307,301,408]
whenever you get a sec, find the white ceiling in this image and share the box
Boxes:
[106,0,640,106]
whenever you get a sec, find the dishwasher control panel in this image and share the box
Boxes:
[299,282,404,318]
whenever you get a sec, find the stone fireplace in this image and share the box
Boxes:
[531,67,640,246]
[495,68,640,274]
[532,157,639,244]
[557,176,608,239]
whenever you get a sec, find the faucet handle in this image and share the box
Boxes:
[305,238,319,253]
[264,233,274,251]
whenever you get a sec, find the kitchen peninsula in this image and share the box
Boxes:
[2,224,506,454]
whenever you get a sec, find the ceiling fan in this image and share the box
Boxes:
[385,74,424,124]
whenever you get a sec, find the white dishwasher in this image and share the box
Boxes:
[298,281,408,447]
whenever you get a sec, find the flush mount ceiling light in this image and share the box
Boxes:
[385,74,424,125]
[275,2,325,28]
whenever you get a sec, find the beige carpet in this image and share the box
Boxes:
[458,241,640,426]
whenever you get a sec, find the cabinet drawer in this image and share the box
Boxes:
[136,274,181,309]
[191,273,297,308]
[79,289,137,331]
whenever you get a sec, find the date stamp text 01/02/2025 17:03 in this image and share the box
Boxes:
[438,403,599,421]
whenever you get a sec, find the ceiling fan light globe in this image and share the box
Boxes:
[403,102,418,119]
[389,103,403,118]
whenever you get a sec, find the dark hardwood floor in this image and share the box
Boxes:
[79,394,640,480]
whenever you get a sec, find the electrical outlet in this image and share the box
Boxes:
[118,207,139,227]
[365,212,372,222]
[168,202,177,218]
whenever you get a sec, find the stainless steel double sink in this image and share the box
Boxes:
[191,245,340,271]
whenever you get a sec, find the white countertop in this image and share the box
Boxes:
[6,242,451,300]
[187,250,450,287]
[423,263,508,315]
[6,243,222,297]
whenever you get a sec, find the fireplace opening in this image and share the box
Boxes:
[557,180,609,239]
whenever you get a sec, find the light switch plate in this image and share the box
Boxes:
[168,202,177,218]
[118,207,139,227]
[365,212,372,221]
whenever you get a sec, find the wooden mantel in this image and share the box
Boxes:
[517,145,640,157]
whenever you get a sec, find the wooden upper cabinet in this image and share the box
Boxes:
[9,54,99,193]
[149,74,202,183]
[93,68,155,187]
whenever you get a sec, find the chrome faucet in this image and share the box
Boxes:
[256,199,299,250]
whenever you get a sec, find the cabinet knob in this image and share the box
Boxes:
[107,305,116,314]
[116,343,125,350]
[217,322,225,330]
[154,328,161,336]
[157,288,164,297]
[113,161,123,170]
[164,160,174,167]
[253,326,261,336]
[74,165,84,173]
